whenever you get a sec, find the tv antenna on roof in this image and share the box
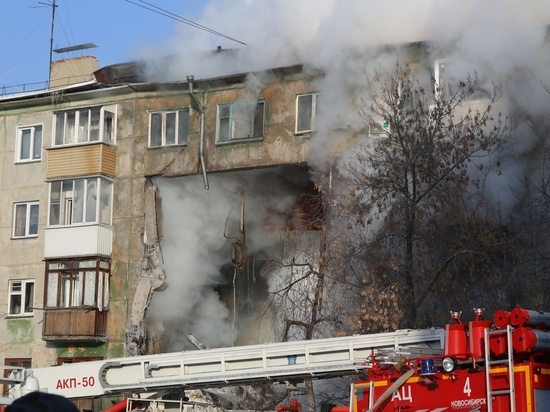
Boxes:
[37,0,57,87]
[53,43,98,55]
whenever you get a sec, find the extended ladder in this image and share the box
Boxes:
[23,328,444,398]
[484,325,516,412]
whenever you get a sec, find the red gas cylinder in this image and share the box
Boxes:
[493,310,511,329]
[513,327,550,353]
[276,399,302,412]
[444,311,469,359]
[489,333,508,357]
[509,307,550,328]
[102,399,129,412]
[468,308,492,360]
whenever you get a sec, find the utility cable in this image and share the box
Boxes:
[55,1,75,51]
[137,0,247,45]
[0,9,49,79]
[58,0,75,48]
[125,0,246,46]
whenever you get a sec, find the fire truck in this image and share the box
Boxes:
[347,307,550,412]
[1,327,444,411]
[2,307,550,411]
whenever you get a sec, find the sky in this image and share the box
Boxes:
[0,0,212,91]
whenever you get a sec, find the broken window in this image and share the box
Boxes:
[45,258,110,310]
[48,177,113,226]
[13,201,39,238]
[149,109,189,147]
[7,280,34,316]
[288,186,324,231]
[295,93,318,134]
[434,59,490,100]
[16,125,42,162]
[216,100,265,143]
[53,105,116,146]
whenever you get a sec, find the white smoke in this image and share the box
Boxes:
[149,168,309,349]
[136,0,550,207]
[141,0,550,348]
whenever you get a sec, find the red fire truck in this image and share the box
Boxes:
[3,307,549,411]
[346,307,550,412]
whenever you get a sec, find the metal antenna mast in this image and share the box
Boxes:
[38,0,57,87]
[48,0,57,87]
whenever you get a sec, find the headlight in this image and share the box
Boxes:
[442,357,456,372]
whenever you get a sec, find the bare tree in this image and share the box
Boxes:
[510,117,550,309]
[338,62,511,328]
[262,184,353,412]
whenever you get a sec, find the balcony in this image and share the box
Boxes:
[44,224,113,259]
[42,308,108,342]
[46,142,116,179]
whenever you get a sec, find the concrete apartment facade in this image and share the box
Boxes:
[0,55,321,408]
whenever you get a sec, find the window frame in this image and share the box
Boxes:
[48,177,113,227]
[16,124,43,163]
[148,109,189,148]
[45,258,110,310]
[7,279,34,317]
[295,93,318,134]
[216,100,265,144]
[3,358,31,395]
[12,201,39,238]
[434,59,447,98]
[434,59,490,101]
[53,105,116,147]
[57,357,103,365]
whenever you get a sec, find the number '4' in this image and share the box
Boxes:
[463,377,472,397]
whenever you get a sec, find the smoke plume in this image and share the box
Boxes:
[140,1,550,347]
[149,167,310,349]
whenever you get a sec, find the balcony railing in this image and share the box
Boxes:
[44,224,113,259]
[42,308,108,341]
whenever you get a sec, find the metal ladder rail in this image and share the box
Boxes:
[484,325,515,412]
[23,327,445,398]
[98,328,445,393]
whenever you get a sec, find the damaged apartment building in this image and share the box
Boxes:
[0,33,543,408]
[0,50,327,407]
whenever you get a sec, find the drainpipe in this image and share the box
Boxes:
[187,74,209,190]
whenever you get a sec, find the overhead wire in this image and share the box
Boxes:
[57,0,76,50]
[124,0,247,46]
[0,9,49,80]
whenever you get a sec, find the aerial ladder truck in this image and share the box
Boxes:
[1,327,444,411]
[3,307,550,411]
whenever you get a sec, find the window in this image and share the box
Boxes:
[13,202,39,238]
[8,280,34,316]
[434,60,489,100]
[434,59,449,97]
[4,358,31,395]
[149,109,189,147]
[48,177,113,226]
[45,258,110,310]
[216,100,265,143]
[57,357,102,365]
[54,105,116,146]
[370,119,391,137]
[16,125,42,162]
[295,93,318,134]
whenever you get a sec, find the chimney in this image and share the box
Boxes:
[49,55,98,89]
